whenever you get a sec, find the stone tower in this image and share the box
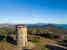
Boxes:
[16,24,27,50]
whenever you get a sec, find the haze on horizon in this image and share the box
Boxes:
[0,0,67,24]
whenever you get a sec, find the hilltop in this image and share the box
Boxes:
[0,23,67,50]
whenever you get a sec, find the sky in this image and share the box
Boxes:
[0,0,67,24]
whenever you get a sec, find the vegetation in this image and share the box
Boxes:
[31,36,40,43]
[0,24,66,50]
[41,47,51,50]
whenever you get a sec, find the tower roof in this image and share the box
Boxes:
[16,24,26,28]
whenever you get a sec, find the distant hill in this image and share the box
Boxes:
[0,23,67,29]
[0,24,15,28]
[27,23,67,29]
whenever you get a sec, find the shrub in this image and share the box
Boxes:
[31,37,40,43]
[41,47,51,50]
[0,35,5,41]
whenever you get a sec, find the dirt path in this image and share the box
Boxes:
[40,37,67,49]
[30,35,67,50]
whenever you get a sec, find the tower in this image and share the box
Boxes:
[16,24,27,50]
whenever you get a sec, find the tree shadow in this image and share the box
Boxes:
[22,48,30,50]
[6,36,17,45]
[57,40,67,47]
[45,45,67,50]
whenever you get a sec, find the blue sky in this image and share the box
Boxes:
[0,0,67,24]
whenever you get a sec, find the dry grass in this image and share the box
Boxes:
[0,41,17,50]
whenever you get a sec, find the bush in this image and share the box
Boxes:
[41,47,51,50]
[63,40,67,43]
[31,37,40,43]
[0,35,5,41]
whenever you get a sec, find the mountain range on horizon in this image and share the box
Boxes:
[0,23,67,29]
